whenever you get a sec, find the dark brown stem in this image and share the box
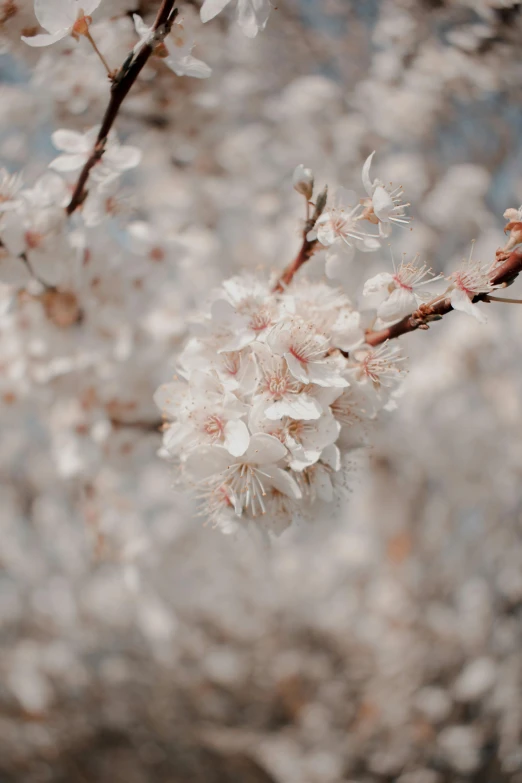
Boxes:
[66,0,177,216]
[365,249,522,347]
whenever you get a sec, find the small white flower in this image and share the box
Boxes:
[352,342,407,390]
[133,15,211,79]
[22,0,102,48]
[447,257,498,324]
[187,433,300,517]
[314,187,378,253]
[267,318,349,388]
[361,151,411,238]
[252,343,323,420]
[363,256,442,324]
[155,371,250,457]
[200,0,271,38]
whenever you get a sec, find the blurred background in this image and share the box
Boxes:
[1,0,522,780]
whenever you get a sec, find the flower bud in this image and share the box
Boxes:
[292,164,314,200]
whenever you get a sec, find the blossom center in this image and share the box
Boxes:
[25,230,43,249]
[72,12,92,38]
[249,307,272,332]
[204,415,225,439]
[267,374,288,396]
[393,273,412,292]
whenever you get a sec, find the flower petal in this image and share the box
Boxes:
[246,433,286,464]
[22,29,69,47]
[224,419,250,457]
[200,0,232,23]
[35,0,75,31]
[51,129,88,154]
[450,287,487,323]
[264,466,302,499]
[49,153,87,172]
[0,253,31,286]
[362,151,376,195]
[265,394,322,421]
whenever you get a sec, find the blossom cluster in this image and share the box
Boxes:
[155,274,406,537]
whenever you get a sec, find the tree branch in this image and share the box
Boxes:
[365,249,522,347]
[66,0,177,216]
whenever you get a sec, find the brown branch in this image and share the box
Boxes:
[66,0,177,216]
[273,186,328,293]
[273,232,318,293]
[365,249,522,347]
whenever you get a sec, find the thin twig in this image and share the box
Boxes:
[85,30,113,77]
[66,0,177,216]
[364,249,522,347]
[483,294,522,304]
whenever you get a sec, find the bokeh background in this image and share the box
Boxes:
[1,0,522,780]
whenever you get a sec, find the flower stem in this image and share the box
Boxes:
[85,30,112,77]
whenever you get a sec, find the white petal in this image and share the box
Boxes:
[312,467,333,502]
[332,310,364,352]
[264,467,302,499]
[51,129,88,154]
[377,287,418,323]
[362,151,376,195]
[34,0,75,31]
[363,272,394,297]
[224,419,250,457]
[200,0,232,23]
[29,249,65,287]
[0,254,31,286]
[306,362,349,388]
[104,145,142,172]
[265,394,322,421]
[321,444,341,471]
[237,0,267,37]
[315,214,337,247]
[450,287,487,323]
[22,30,69,46]
[284,352,310,384]
[165,54,212,79]
[372,185,394,221]
[357,236,381,252]
[49,153,86,172]
[245,433,286,465]
[133,13,151,39]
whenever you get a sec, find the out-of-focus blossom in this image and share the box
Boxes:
[49,127,141,186]
[133,14,211,79]
[200,0,271,38]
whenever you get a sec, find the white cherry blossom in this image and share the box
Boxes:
[266,319,349,388]
[363,256,442,324]
[361,151,411,238]
[154,370,250,457]
[447,258,499,324]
